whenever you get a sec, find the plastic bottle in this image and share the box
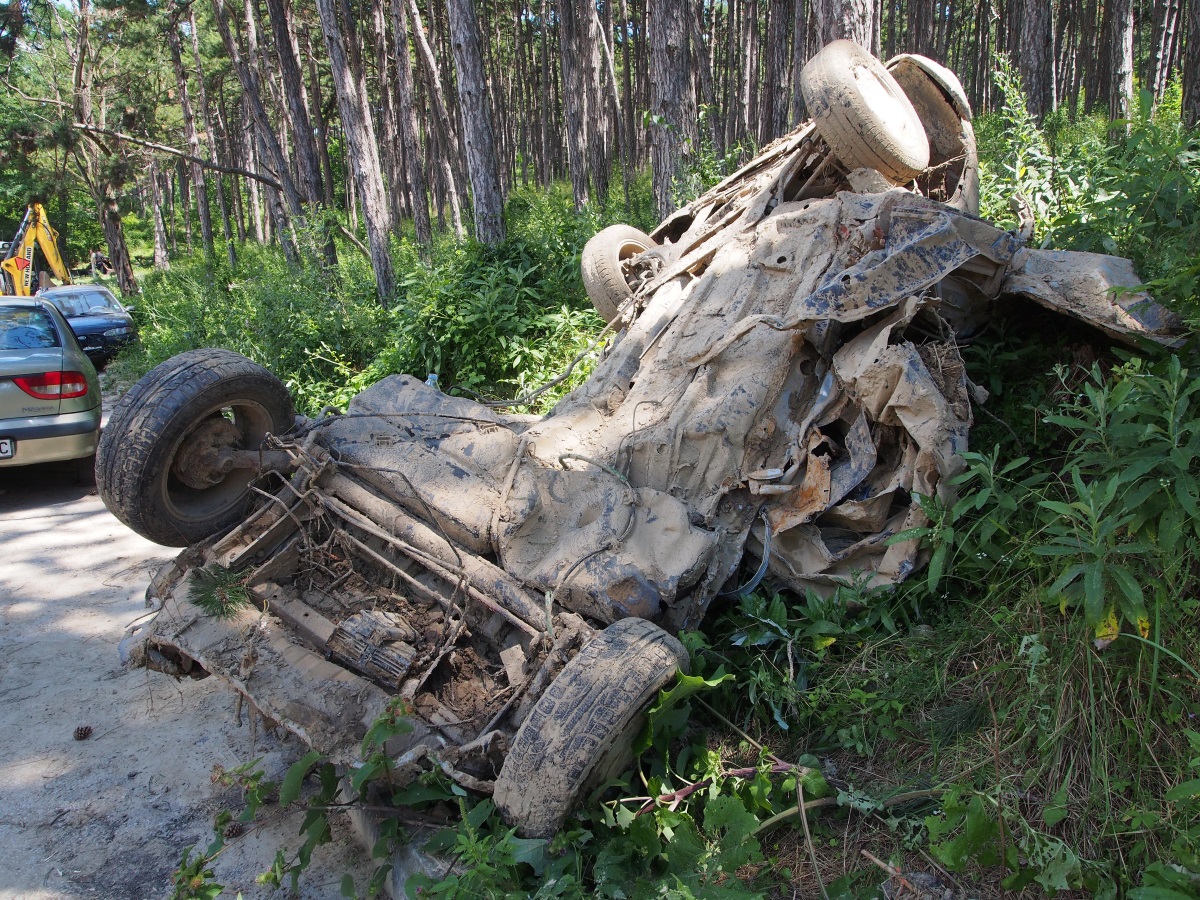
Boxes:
[425,373,439,390]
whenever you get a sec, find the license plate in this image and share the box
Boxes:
[0,438,12,459]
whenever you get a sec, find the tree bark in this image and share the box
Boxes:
[187,7,236,269]
[264,0,325,207]
[1185,0,1200,125]
[559,0,592,207]
[390,0,432,244]
[1107,0,1134,123]
[371,0,408,232]
[68,0,138,296]
[445,0,506,244]
[1019,0,1056,121]
[409,0,465,236]
[314,0,397,301]
[763,0,792,143]
[304,27,338,207]
[582,1,614,205]
[211,0,301,262]
[650,0,694,217]
[167,25,214,258]
[814,0,873,48]
[789,0,809,124]
[148,159,170,270]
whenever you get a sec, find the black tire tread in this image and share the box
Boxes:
[494,617,688,837]
[97,349,293,546]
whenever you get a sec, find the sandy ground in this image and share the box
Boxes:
[0,461,376,900]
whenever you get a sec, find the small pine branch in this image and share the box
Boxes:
[188,565,250,619]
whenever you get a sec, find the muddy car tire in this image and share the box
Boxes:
[581,225,655,323]
[97,349,294,547]
[494,617,688,838]
[801,39,930,183]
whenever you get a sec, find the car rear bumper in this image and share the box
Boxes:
[0,406,101,466]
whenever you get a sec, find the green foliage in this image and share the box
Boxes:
[170,845,224,900]
[114,187,626,415]
[977,61,1200,325]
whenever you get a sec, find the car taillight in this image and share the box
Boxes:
[13,371,89,400]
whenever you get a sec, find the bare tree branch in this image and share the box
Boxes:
[70,123,283,189]
[0,78,72,108]
[337,224,370,260]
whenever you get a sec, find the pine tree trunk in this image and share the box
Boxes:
[559,1,591,207]
[1151,0,1181,98]
[177,160,193,249]
[149,160,170,270]
[692,0,722,156]
[391,0,433,244]
[410,0,466,236]
[371,0,408,232]
[304,29,338,207]
[1107,0,1135,122]
[650,0,692,217]
[70,0,138,296]
[187,8,237,269]
[167,25,215,257]
[815,0,872,48]
[314,0,397,301]
[1185,0,1200,125]
[790,0,808,124]
[763,0,792,143]
[264,0,325,207]
[212,0,302,260]
[1020,0,1056,120]
[583,1,613,205]
[445,0,506,244]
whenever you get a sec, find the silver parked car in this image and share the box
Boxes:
[0,297,102,478]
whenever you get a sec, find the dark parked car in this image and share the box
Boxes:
[0,296,102,479]
[40,284,137,366]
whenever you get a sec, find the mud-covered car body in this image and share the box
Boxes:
[107,48,1181,839]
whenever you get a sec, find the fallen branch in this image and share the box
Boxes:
[861,850,919,895]
[337,224,370,260]
[70,123,283,190]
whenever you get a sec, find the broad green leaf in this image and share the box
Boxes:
[280,750,324,806]
[637,669,734,754]
[1164,778,1200,802]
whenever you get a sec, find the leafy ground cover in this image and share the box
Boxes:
[127,87,1200,899]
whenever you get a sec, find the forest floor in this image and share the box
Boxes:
[0,398,374,899]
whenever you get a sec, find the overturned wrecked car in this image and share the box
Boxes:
[98,41,1181,842]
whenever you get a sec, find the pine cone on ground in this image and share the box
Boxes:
[73,725,93,741]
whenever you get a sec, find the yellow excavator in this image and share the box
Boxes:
[1,203,72,296]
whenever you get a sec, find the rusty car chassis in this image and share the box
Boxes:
[102,44,1183,842]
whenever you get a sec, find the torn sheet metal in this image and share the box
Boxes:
[1001,249,1185,347]
[128,53,1186,808]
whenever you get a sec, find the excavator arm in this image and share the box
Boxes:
[1,204,73,296]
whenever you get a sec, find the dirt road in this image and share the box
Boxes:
[0,463,373,899]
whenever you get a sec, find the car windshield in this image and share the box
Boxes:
[0,307,62,349]
[46,289,123,318]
